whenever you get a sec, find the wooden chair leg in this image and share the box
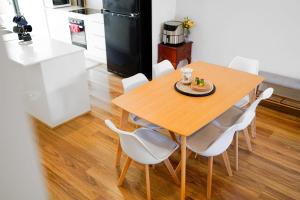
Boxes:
[115,139,122,167]
[207,157,213,200]
[117,156,132,186]
[164,159,180,185]
[248,89,257,138]
[243,128,253,152]
[145,165,151,200]
[235,133,239,171]
[175,150,192,174]
[169,131,179,144]
[222,151,233,176]
[117,110,129,167]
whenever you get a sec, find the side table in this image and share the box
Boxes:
[158,41,193,69]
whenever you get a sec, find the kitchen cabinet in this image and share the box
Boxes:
[5,37,90,127]
[45,8,71,44]
[85,14,107,63]
[45,7,107,64]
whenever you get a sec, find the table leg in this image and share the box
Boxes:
[120,109,129,129]
[169,131,179,144]
[158,57,163,63]
[115,109,129,167]
[249,88,256,103]
[187,57,191,64]
[180,136,187,200]
[249,89,257,138]
[172,62,178,69]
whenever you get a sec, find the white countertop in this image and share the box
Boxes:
[49,6,102,20]
[0,32,18,42]
[5,37,84,66]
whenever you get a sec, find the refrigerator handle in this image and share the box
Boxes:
[101,9,140,18]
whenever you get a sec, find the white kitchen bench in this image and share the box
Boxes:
[5,37,91,127]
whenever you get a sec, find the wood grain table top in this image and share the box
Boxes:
[112,61,264,136]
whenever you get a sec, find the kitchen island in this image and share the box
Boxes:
[5,37,90,127]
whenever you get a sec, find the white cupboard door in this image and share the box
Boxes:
[45,9,71,44]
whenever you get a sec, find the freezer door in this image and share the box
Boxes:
[103,0,140,14]
[103,11,141,77]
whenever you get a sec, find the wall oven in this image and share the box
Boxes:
[69,18,87,49]
[44,0,71,8]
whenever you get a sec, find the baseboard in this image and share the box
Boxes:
[261,99,300,118]
[258,90,300,117]
[257,71,300,117]
[259,71,300,90]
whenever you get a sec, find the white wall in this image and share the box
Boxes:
[19,0,49,36]
[0,39,47,200]
[86,0,102,9]
[0,0,14,15]
[152,0,176,64]
[0,0,16,28]
[0,0,48,36]
[176,0,300,79]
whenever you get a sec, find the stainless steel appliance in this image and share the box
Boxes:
[102,0,152,79]
[69,8,100,15]
[162,21,184,45]
[76,0,85,7]
[69,18,87,49]
[44,0,71,8]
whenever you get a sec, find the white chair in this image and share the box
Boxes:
[152,60,175,79]
[116,73,159,166]
[122,73,149,93]
[122,73,178,136]
[176,121,245,200]
[229,56,260,108]
[115,73,178,167]
[105,120,179,200]
[213,88,274,170]
[122,73,161,130]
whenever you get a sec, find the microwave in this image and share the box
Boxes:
[44,0,71,8]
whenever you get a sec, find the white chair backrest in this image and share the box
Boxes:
[153,60,175,79]
[229,56,259,75]
[201,87,273,156]
[235,110,256,131]
[122,73,148,93]
[236,88,274,130]
[248,88,274,113]
[201,124,238,157]
[104,120,159,164]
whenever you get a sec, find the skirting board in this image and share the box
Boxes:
[259,71,300,90]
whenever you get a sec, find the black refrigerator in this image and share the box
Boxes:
[102,0,152,79]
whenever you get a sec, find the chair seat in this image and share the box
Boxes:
[213,106,244,128]
[135,128,179,161]
[187,123,224,154]
[235,95,250,108]
[130,114,162,130]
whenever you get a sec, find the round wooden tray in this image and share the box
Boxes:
[174,80,216,97]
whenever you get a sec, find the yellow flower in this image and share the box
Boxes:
[183,17,195,30]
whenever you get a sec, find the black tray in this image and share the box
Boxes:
[174,81,216,97]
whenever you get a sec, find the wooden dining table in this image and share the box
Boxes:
[112,61,264,199]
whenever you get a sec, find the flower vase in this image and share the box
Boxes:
[184,28,190,42]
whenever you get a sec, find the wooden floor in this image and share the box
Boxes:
[33,66,300,200]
